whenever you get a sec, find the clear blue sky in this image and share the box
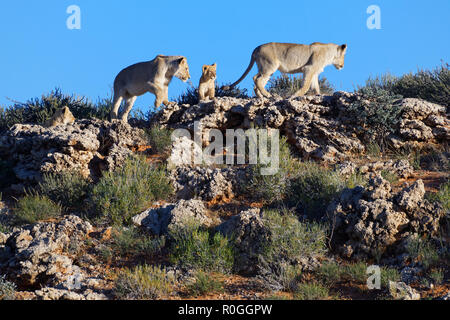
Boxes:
[1,0,449,112]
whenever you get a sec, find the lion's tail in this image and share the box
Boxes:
[222,49,257,91]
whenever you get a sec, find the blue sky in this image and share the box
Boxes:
[1,0,449,112]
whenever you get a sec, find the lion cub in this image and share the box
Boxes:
[198,63,217,102]
[45,106,75,127]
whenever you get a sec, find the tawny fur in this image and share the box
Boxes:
[111,55,190,122]
[198,63,217,102]
[45,106,75,127]
[224,42,347,98]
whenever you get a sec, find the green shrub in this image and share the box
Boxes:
[426,181,449,213]
[380,170,399,184]
[38,171,91,212]
[14,194,62,225]
[316,261,343,286]
[294,282,329,300]
[279,264,303,291]
[268,74,335,97]
[245,136,297,204]
[145,125,173,155]
[0,275,16,300]
[406,237,440,270]
[350,87,403,151]
[262,209,327,264]
[343,262,369,284]
[169,225,234,274]
[113,265,175,300]
[288,162,345,219]
[380,267,401,289]
[90,156,173,225]
[177,84,249,105]
[100,227,166,262]
[0,88,113,132]
[186,271,225,296]
[429,268,444,285]
[361,63,450,110]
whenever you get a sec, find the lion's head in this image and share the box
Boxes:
[174,57,191,82]
[201,63,217,81]
[333,44,347,70]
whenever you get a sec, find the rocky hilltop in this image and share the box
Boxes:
[0,93,448,300]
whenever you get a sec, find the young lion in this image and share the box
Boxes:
[44,106,75,127]
[198,63,217,102]
[111,55,190,123]
[223,42,347,98]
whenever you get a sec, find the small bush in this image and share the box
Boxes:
[288,162,345,219]
[0,88,113,132]
[343,262,369,284]
[380,267,401,289]
[426,181,449,213]
[279,264,303,291]
[101,227,166,262]
[380,170,399,184]
[0,275,16,300]
[429,268,444,285]
[262,209,327,264]
[177,84,249,105]
[169,224,234,274]
[186,271,225,296]
[245,136,297,204]
[113,265,175,300]
[350,87,403,151]
[268,74,335,98]
[316,261,343,286]
[406,237,440,270]
[90,156,173,225]
[294,282,329,300]
[14,194,61,225]
[145,125,173,155]
[38,171,91,212]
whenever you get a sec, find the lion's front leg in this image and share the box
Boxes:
[292,68,316,98]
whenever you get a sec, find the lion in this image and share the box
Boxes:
[44,106,75,127]
[198,63,217,102]
[223,42,347,98]
[110,55,190,122]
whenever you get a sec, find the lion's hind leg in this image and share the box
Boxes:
[120,96,137,123]
[110,92,124,120]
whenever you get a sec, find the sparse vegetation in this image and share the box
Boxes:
[0,275,16,300]
[262,209,327,264]
[294,282,329,300]
[349,87,404,151]
[0,88,113,133]
[113,265,175,300]
[360,63,450,110]
[177,84,249,105]
[38,171,91,212]
[145,125,173,155]
[169,224,234,274]
[14,194,62,225]
[406,237,440,270]
[288,162,345,219]
[186,271,225,296]
[100,227,166,263]
[268,74,335,98]
[90,156,173,226]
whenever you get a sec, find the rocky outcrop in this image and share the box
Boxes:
[169,166,247,202]
[132,199,213,236]
[217,208,270,275]
[0,119,147,184]
[327,176,445,260]
[0,216,92,287]
[389,281,421,300]
[336,159,414,179]
[152,93,449,162]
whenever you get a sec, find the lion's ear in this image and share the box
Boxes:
[177,57,185,65]
[341,44,347,51]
